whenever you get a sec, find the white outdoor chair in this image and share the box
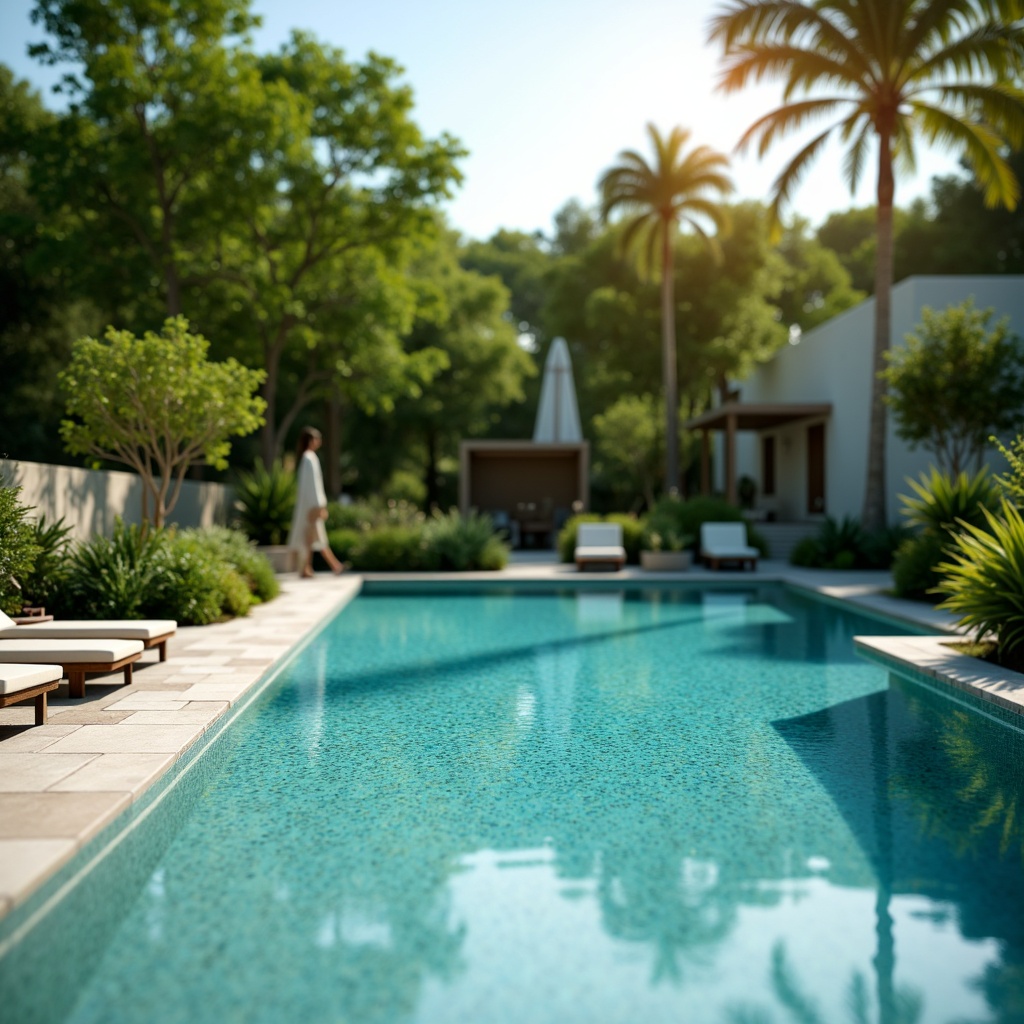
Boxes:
[699,522,759,571]
[575,523,627,571]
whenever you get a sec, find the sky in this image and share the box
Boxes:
[0,0,968,242]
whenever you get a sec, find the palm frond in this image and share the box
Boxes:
[735,97,848,158]
[910,23,1024,85]
[767,124,839,227]
[841,117,873,194]
[910,100,1022,208]
[927,82,1024,149]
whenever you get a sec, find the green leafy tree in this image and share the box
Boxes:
[882,301,1024,475]
[599,123,733,493]
[591,394,663,510]
[710,0,1024,530]
[59,317,266,528]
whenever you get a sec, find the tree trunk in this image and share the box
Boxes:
[260,373,278,466]
[862,133,895,532]
[166,262,182,317]
[661,220,680,495]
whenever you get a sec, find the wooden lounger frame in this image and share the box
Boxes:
[63,653,141,699]
[575,553,626,571]
[0,680,59,725]
[145,632,173,662]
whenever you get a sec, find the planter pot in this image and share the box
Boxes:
[640,550,691,572]
[257,545,297,574]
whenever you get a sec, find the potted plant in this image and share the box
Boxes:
[640,529,693,571]
[232,459,298,573]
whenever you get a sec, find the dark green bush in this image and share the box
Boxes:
[891,532,948,600]
[789,536,821,568]
[179,526,279,603]
[788,516,906,570]
[604,513,644,564]
[646,496,756,553]
[0,476,40,615]
[349,526,435,571]
[148,535,242,625]
[423,510,509,570]
[232,459,296,546]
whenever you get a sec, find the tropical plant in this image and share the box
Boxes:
[232,459,297,547]
[64,520,167,619]
[0,476,40,615]
[891,532,948,600]
[900,467,1002,534]
[710,0,1024,531]
[599,123,733,494]
[935,500,1024,669]
[19,515,73,612]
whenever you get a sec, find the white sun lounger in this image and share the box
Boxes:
[0,638,145,698]
[0,663,63,725]
[0,609,176,661]
[575,523,627,571]
[700,522,759,570]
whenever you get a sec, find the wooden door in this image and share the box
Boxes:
[807,423,825,514]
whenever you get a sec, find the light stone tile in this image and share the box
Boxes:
[44,724,200,755]
[0,724,82,752]
[121,703,227,725]
[0,791,130,840]
[177,665,239,675]
[49,751,175,796]
[0,839,78,903]
[178,685,251,702]
[105,695,189,711]
[0,752,98,792]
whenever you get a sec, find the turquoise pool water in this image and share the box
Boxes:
[5,585,1024,1023]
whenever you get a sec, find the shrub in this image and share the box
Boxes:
[326,498,424,533]
[789,536,821,568]
[900,467,1002,533]
[179,526,279,603]
[994,433,1024,508]
[327,528,362,562]
[424,510,510,571]
[935,500,1024,669]
[891,532,948,599]
[64,520,166,619]
[348,526,434,571]
[0,477,41,614]
[19,515,73,612]
[604,513,644,564]
[148,534,243,625]
[232,459,296,546]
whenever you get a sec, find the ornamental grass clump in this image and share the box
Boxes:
[232,459,296,546]
[935,500,1024,672]
[424,509,508,571]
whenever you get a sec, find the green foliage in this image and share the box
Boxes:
[936,501,1024,666]
[882,302,1024,475]
[604,514,645,564]
[179,526,279,603]
[232,459,297,546]
[382,469,428,507]
[892,533,949,600]
[348,527,435,572]
[646,496,764,554]
[423,509,509,571]
[0,476,40,614]
[994,433,1024,508]
[149,535,249,625]
[788,516,906,570]
[326,498,424,532]
[327,528,362,562]
[900,467,1002,534]
[60,318,266,527]
[63,521,165,619]
[591,394,663,510]
[19,515,73,611]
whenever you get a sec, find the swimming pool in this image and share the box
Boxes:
[4,585,1024,1023]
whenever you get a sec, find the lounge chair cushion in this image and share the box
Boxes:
[0,619,175,641]
[0,663,63,696]
[700,522,759,559]
[575,545,628,560]
[0,638,145,663]
[575,523,628,566]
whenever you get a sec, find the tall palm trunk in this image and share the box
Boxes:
[863,133,895,532]
[661,221,680,494]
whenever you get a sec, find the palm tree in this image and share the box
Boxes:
[709,0,1024,531]
[599,124,733,494]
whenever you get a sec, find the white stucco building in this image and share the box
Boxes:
[685,275,1024,526]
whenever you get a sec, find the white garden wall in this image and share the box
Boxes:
[0,459,231,540]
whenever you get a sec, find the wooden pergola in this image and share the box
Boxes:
[682,402,832,503]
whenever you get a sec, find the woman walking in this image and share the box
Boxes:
[288,426,345,577]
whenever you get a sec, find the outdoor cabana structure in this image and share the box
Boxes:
[684,402,832,507]
[459,337,589,547]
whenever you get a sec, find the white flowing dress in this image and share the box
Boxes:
[287,449,329,554]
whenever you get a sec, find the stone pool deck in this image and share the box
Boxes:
[0,558,998,921]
